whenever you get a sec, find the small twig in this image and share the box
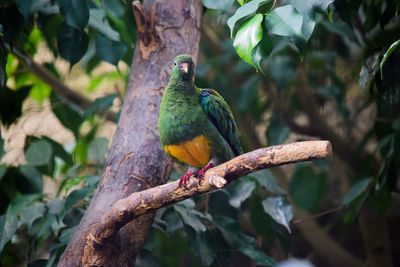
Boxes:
[293,206,342,224]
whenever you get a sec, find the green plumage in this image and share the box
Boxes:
[158,54,242,169]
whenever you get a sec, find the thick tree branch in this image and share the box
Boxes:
[59,0,203,265]
[6,44,118,122]
[84,141,331,256]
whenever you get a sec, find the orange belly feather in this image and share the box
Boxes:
[164,135,211,168]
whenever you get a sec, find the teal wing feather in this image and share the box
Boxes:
[199,88,242,156]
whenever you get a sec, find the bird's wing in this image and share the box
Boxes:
[199,88,242,156]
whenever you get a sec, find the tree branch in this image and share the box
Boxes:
[292,83,380,174]
[59,0,203,265]
[6,44,118,123]
[83,141,331,260]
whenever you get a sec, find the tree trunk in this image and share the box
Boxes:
[58,0,202,266]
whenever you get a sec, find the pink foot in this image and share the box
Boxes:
[197,162,214,178]
[179,170,195,187]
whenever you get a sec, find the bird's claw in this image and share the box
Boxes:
[198,162,214,177]
[179,170,195,187]
[179,163,214,188]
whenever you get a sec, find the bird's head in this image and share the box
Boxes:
[173,54,195,81]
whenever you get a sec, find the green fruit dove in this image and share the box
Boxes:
[158,54,242,186]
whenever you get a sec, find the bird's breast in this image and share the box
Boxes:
[163,135,211,168]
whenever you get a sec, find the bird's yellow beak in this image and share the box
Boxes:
[181,62,189,73]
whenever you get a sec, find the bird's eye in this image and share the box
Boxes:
[173,62,177,66]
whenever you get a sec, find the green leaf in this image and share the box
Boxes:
[236,74,260,111]
[229,179,256,208]
[372,134,393,155]
[286,0,316,40]
[57,0,89,30]
[0,5,25,43]
[393,118,400,130]
[262,197,293,233]
[83,93,118,119]
[240,247,276,266]
[227,0,271,38]
[88,137,109,163]
[50,93,83,139]
[49,198,66,215]
[265,5,304,37]
[289,165,326,211]
[65,186,92,210]
[213,216,256,248]
[0,86,31,127]
[214,216,275,265]
[0,165,6,182]
[380,39,400,79]
[265,5,306,55]
[25,140,53,166]
[30,82,51,104]
[0,214,18,253]
[233,14,263,67]
[84,175,100,186]
[266,113,290,145]
[266,54,296,89]
[64,175,85,194]
[343,177,373,205]
[135,249,161,267]
[190,231,217,266]
[73,140,89,163]
[42,136,73,165]
[57,23,89,66]
[249,195,277,243]
[159,207,183,235]
[95,33,127,66]
[202,0,235,11]
[15,0,39,20]
[251,169,286,195]
[59,226,76,244]
[100,0,124,17]
[320,20,358,44]
[238,0,245,6]
[20,203,46,228]
[89,9,120,42]
[359,53,379,91]
[105,13,135,46]
[19,165,43,193]
[174,202,206,233]
[310,0,334,14]
[7,194,41,215]
[251,32,273,73]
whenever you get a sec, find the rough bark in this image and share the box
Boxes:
[58,0,202,266]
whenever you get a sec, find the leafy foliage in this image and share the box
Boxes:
[228,0,334,69]
[1,0,400,266]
